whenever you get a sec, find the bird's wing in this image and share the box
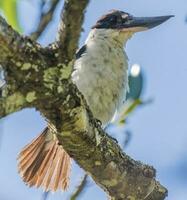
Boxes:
[76,44,87,60]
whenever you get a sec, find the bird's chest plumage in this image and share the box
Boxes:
[72,38,128,125]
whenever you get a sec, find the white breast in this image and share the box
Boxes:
[72,30,129,126]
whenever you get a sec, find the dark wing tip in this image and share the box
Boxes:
[76,45,87,60]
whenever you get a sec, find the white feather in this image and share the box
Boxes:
[72,29,132,126]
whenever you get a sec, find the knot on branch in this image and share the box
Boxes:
[143,166,156,178]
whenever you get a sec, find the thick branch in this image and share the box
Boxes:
[0,15,63,93]
[0,16,39,64]
[33,76,167,200]
[0,15,58,73]
[46,85,168,200]
[0,91,29,118]
[57,0,89,62]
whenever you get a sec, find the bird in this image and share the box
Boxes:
[17,10,173,192]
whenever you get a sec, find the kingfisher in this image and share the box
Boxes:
[18,10,173,192]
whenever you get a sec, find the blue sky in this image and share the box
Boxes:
[0,0,187,199]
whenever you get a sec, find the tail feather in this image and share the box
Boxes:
[17,127,71,191]
[18,132,46,170]
[43,145,59,190]
[35,142,57,188]
[53,149,64,191]
[61,152,71,189]
[18,130,46,159]
[50,147,65,191]
[19,145,46,182]
[25,146,49,184]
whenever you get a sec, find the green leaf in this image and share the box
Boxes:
[0,0,22,32]
[117,99,142,125]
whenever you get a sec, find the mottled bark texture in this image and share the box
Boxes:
[0,1,167,199]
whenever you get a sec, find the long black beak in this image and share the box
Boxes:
[122,15,174,31]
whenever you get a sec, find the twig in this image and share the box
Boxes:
[123,130,132,148]
[41,191,50,200]
[70,175,88,200]
[30,0,60,40]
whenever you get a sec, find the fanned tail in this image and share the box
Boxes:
[17,127,71,192]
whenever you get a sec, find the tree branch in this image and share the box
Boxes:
[52,89,167,200]
[0,18,42,72]
[0,91,29,118]
[57,0,89,62]
[0,15,58,71]
[0,15,58,119]
[30,0,60,40]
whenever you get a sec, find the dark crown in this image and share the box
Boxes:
[92,10,131,29]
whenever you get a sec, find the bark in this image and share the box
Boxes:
[57,0,89,62]
[0,1,167,199]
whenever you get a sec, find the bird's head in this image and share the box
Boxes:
[92,10,173,43]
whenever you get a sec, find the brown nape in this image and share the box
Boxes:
[17,127,71,191]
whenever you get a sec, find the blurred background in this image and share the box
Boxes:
[0,0,187,199]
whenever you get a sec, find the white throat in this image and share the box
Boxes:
[86,28,133,46]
